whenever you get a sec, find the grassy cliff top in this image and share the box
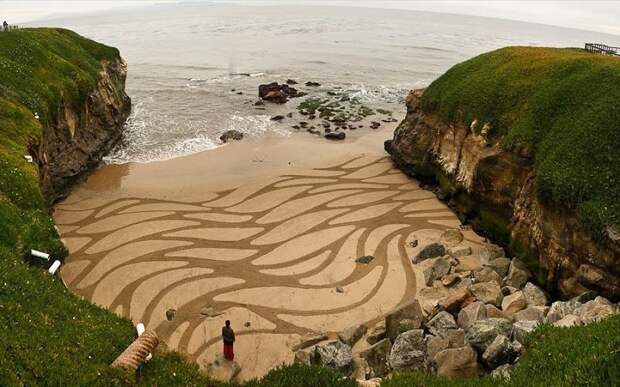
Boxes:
[420,47,620,240]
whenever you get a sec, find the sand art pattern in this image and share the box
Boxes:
[55,155,482,380]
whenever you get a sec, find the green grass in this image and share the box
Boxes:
[420,47,620,241]
[382,315,620,387]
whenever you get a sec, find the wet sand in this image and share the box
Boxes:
[55,124,483,381]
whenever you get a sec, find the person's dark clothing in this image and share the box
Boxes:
[222,326,235,344]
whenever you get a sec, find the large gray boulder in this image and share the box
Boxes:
[457,301,487,330]
[546,300,582,324]
[206,354,242,383]
[469,281,503,307]
[425,311,457,337]
[412,243,446,264]
[482,335,522,369]
[577,296,617,324]
[505,259,531,289]
[512,320,539,343]
[479,244,505,265]
[501,291,527,316]
[311,340,353,374]
[388,329,425,371]
[338,324,367,346]
[360,338,392,378]
[424,257,451,286]
[522,282,549,306]
[434,345,479,378]
[465,318,513,353]
[385,300,425,341]
[491,363,513,381]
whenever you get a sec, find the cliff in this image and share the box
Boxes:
[386,47,620,300]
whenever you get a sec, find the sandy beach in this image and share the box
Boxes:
[54,124,483,381]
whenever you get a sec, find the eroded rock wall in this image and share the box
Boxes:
[385,90,620,300]
[33,58,131,203]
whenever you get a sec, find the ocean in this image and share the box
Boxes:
[30,2,620,163]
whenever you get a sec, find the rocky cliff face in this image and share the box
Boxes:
[385,90,620,300]
[32,58,131,203]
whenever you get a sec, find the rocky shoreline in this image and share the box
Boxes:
[34,58,131,204]
[293,228,620,385]
[384,89,620,300]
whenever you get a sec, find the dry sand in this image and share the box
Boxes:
[56,124,483,381]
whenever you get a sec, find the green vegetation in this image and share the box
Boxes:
[420,47,620,240]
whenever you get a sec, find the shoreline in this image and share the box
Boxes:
[54,122,485,381]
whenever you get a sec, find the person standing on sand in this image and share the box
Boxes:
[222,320,235,361]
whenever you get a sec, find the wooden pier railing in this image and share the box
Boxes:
[585,43,620,57]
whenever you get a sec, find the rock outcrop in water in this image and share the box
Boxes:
[33,58,131,203]
[385,90,620,300]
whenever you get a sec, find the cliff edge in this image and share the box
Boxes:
[386,47,620,299]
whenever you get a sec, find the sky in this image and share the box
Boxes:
[1,0,619,36]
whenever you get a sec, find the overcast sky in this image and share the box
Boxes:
[1,0,619,36]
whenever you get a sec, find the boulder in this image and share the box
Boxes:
[513,306,548,322]
[512,320,539,343]
[485,304,505,318]
[424,257,451,286]
[457,301,487,330]
[286,79,298,85]
[305,81,321,87]
[465,318,513,353]
[219,130,244,143]
[448,246,472,258]
[571,290,599,304]
[366,321,386,345]
[325,131,346,140]
[501,291,527,316]
[385,300,425,341]
[258,82,301,103]
[442,273,461,287]
[522,282,549,306]
[412,243,446,264]
[434,345,479,378]
[485,257,511,278]
[338,324,367,346]
[270,115,285,121]
[205,354,241,383]
[546,300,582,324]
[360,338,392,377]
[437,287,471,313]
[292,332,328,351]
[388,330,425,371]
[479,243,505,265]
[501,286,519,296]
[357,378,382,387]
[491,363,513,381]
[482,335,521,369]
[355,255,375,264]
[425,311,457,337]
[505,259,531,289]
[425,335,449,363]
[439,229,464,247]
[552,314,582,328]
[577,296,617,324]
[311,340,353,374]
[469,282,503,307]
[474,267,502,285]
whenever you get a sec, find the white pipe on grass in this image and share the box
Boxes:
[48,260,61,275]
[31,249,50,261]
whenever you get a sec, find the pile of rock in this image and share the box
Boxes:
[258,82,306,103]
[294,229,620,385]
